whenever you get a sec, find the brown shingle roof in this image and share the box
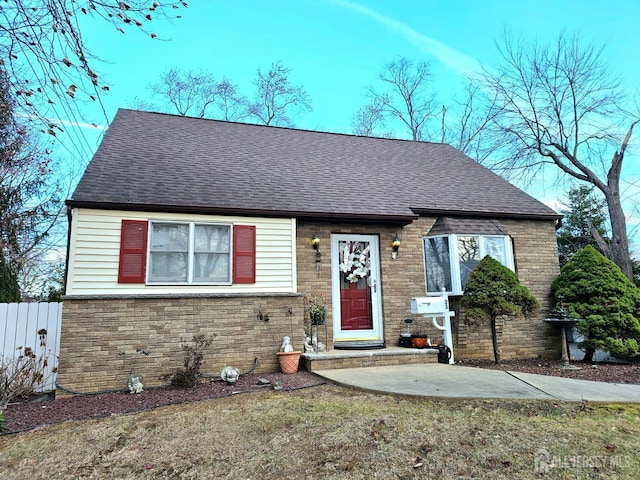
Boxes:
[68,109,560,223]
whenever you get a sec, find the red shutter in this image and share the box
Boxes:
[118,220,148,283]
[233,225,256,284]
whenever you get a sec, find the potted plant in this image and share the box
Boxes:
[308,302,326,326]
[304,294,327,326]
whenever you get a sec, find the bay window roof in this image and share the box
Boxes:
[427,217,509,236]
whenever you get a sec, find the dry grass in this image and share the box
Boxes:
[1,384,639,479]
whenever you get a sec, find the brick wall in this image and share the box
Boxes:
[57,294,304,395]
[297,217,561,361]
[453,219,561,360]
[296,220,431,348]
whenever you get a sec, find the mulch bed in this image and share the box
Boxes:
[459,358,640,385]
[3,359,640,435]
[2,371,325,435]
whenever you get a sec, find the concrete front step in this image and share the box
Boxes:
[301,346,439,372]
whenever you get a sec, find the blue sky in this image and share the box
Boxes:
[59,0,640,208]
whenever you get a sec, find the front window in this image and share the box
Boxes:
[149,222,231,284]
[424,234,513,294]
[424,236,452,293]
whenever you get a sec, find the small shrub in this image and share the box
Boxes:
[164,334,214,388]
[0,330,55,432]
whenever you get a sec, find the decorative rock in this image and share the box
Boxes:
[256,378,271,386]
[272,381,284,391]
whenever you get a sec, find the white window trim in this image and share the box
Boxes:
[146,220,232,285]
[423,233,514,295]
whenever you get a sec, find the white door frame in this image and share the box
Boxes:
[331,233,383,344]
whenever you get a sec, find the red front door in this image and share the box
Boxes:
[340,275,373,330]
[338,241,373,331]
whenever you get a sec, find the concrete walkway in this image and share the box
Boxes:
[315,363,640,402]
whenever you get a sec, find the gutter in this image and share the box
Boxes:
[64,200,419,225]
[410,207,563,222]
[63,206,73,296]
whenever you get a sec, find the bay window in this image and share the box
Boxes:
[424,233,514,295]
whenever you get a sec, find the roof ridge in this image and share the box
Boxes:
[115,107,451,146]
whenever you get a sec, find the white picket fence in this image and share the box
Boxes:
[0,302,63,393]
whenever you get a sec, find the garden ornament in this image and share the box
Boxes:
[221,366,240,385]
[281,336,294,352]
[127,374,144,394]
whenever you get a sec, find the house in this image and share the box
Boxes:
[58,108,561,394]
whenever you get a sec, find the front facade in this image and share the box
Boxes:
[57,109,561,394]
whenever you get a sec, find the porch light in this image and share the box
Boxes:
[311,233,322,271]
[391,234,401,259]
[311,232,320,250]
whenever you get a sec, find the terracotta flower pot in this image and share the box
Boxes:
[277,351,301,374]
[411,336,428,348]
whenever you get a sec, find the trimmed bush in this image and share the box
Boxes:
[551,246,640,361]
[461,255,539,364]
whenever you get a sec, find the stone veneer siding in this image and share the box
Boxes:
[57,294,304,395]
[296,217,561,361]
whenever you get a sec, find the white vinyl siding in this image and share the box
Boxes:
[66,208,296,295]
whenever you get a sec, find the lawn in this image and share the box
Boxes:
[1,384,638,479]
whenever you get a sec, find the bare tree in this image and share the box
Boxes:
[140,64,310,125]
[359,57,436,141]
[480,32,639,279]
[215,77,249,122]
[248,62,311,126]
[147,68,219,118]
[351,97,386,136]
[0,1,186,131]
[351,97,396,138]
[441,82,502,165]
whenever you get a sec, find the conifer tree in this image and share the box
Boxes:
[551,246,640,361]
[461,256,539,363]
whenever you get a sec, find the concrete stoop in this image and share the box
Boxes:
[301,346,439,372]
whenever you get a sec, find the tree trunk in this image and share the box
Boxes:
[491,316,501,364]
[605,183,632,281]
[601,120,638,281]
[583,347,595,363]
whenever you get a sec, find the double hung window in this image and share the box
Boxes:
[148,222,231,284]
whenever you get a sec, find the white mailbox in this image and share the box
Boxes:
[411,296,447,315]
[410,294,455,364]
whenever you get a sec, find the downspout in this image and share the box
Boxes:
[63,206,73,296]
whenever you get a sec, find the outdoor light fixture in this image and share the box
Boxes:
[311,233,322,270]
[312,232,320,250]
[391,234,401,259]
